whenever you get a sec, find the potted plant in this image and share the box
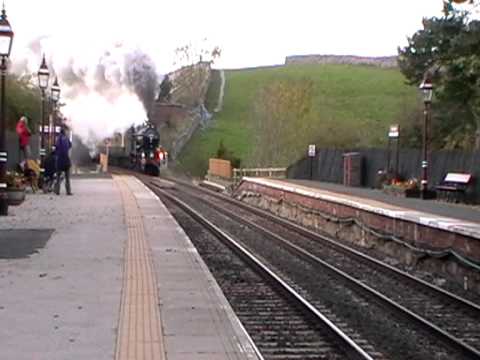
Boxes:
[5,171,26,206]
[382,177,420,198]
[404,178,420,198]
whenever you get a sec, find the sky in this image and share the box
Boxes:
[1,0,464,142]
[5,0,450,71]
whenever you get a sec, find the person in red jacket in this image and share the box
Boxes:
[16,116,31,160]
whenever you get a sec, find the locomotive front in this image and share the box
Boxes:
[142,126,161,176]
[131,124,162,176]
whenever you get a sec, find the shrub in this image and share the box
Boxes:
[216,140,241,168]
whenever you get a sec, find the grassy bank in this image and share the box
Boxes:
[178,64,419,177]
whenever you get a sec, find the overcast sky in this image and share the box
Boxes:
[6,0,448,72]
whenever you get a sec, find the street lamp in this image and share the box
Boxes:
[51,77,60,102]
[0,4,14,216]
[50,77,60,147]
[37,54,50,167]
[419,73,433,199]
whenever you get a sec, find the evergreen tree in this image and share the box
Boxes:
[398,5,480,149]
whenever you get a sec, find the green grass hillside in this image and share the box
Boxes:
[178,64,420,177]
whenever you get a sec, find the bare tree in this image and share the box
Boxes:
[171,41,221,106]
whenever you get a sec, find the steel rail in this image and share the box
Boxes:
[162,179,480,359]
[170,176,480,312]
[149,182,374,360]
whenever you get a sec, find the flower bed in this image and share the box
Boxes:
[5,171,26,206]
[382,179,420,198]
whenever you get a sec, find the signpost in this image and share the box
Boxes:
[387,125,400,177]
[101,138,111,173]
[38,124,49,162]
[308,144,316,180]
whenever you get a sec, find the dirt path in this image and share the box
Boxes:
[214,69,225,113]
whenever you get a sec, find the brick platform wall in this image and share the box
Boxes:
[235,180,480,293]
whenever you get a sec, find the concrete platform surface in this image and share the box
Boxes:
[288,179,480,223]
[0,177,260,360]
[0,179,125,360]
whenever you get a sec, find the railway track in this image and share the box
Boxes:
[151,182,377,360]
[147,177,480,359]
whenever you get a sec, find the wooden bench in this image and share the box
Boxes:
[436,173,473,203]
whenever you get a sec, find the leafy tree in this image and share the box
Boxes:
[5,73,41,132]
[215,140,241,168]
[157,75,172,102]
[250,78,316,166]
[216,140,227,158]
[172,40,221,107]
[398,6,480,149]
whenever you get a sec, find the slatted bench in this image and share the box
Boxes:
[436,173,473,203]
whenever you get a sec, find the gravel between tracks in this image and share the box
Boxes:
[163,196,351,360]
[166,187,467,360]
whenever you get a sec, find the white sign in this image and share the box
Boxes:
[388,124,400,138]
[38,125,50,133]
[308,144,316,157]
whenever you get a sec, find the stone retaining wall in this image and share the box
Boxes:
[234,180,480,294]
[285,54,398,68]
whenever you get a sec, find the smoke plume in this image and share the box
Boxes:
[13,38,161,144]
[125,49,159,114]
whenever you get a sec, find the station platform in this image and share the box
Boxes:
[287,179,480,225]
[0,175,259,360]
[235,177,480,238]
[233,177,480,275]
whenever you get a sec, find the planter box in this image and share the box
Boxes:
[405,188,420,198]
[7,188,26,206]
[382,185,420,198]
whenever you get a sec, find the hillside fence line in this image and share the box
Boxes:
[285,55,398,68]
[287,148,480,203]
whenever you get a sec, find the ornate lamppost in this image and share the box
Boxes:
[37,55,50,168]
[0,5,14,216]
[419,73,433,200]
[50,77,60,147]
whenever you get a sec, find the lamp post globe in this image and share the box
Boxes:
[419,74,434,199]
[51,76,60,102]
[37,55,50,167]
[0,6,13,57]
[419,76,433,104]
[0,4,13,216]
[37,55,49,91]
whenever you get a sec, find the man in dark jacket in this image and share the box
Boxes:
[54,127,72,195]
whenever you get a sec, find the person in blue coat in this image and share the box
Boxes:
[54,127,73,195]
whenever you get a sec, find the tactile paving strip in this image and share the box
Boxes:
[114,176,165,360]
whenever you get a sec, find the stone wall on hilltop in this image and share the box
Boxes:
[285,54,398,68]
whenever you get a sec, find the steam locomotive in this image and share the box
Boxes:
[129,123,164,176]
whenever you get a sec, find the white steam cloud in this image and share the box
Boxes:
[13,37,160,144]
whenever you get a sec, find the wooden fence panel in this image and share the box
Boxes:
[287,147,480,203]
[209,158,232,179]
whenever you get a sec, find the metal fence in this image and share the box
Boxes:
[287,147,480,202]
[233,167,287,184]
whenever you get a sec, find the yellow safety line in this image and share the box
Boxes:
[114,175,165,360]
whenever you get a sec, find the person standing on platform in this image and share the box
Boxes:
[54,127,73,196]
[16,116,31,161]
